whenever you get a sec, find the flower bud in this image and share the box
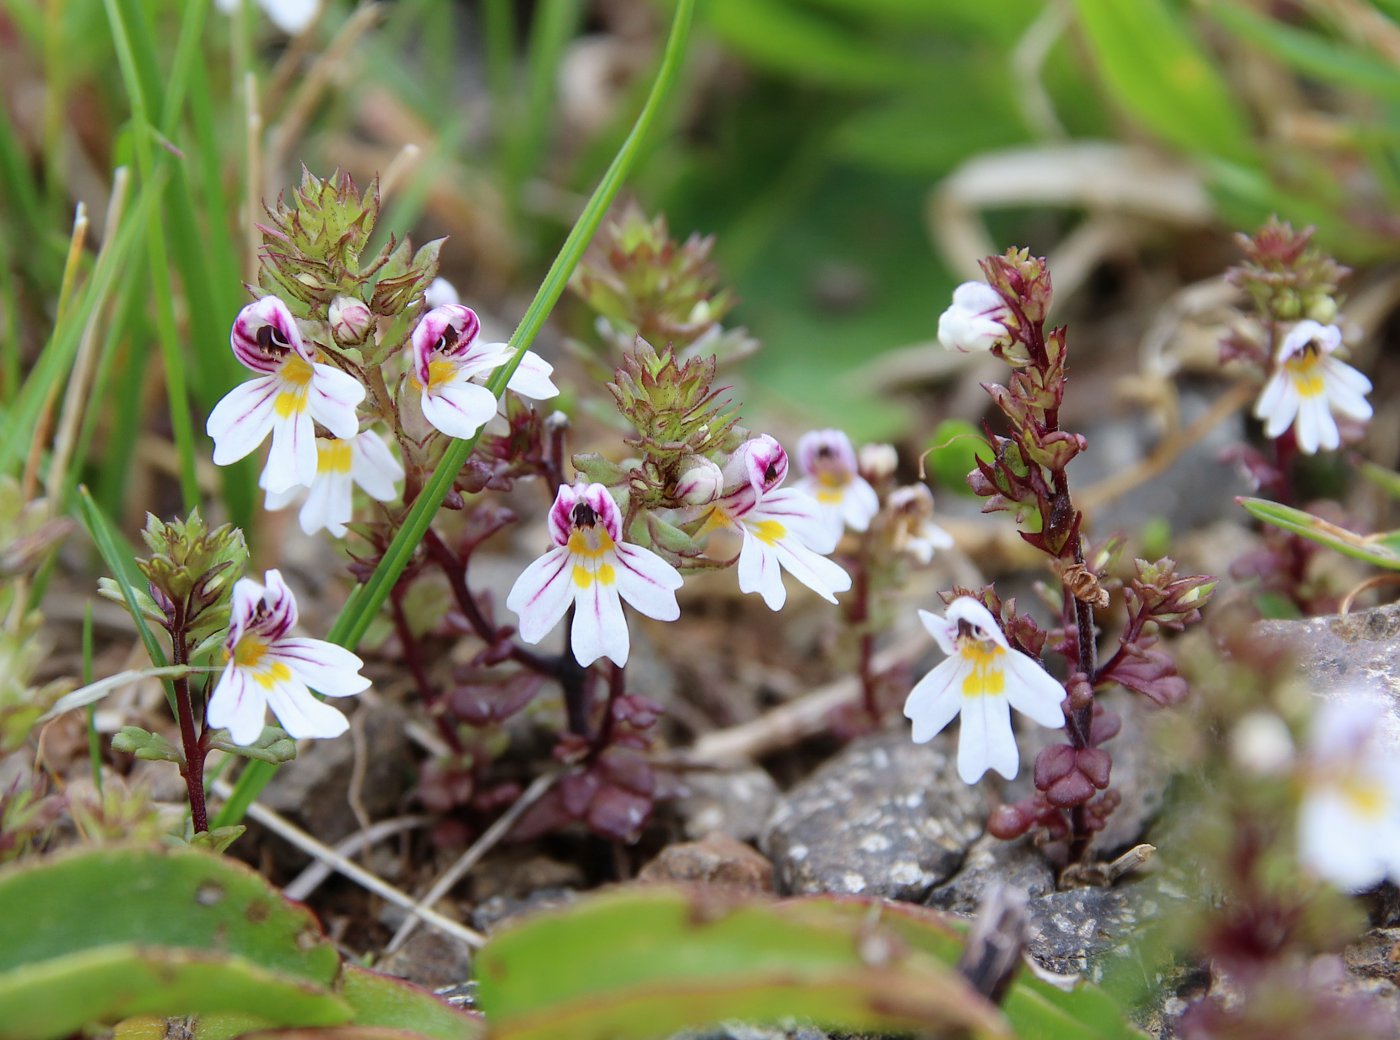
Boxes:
[328,295,373,344]
[938,281,1013,354]
[1305,293,1338,325]
[859,442,898,482]
[675,455,724,505]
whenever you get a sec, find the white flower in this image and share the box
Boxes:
[328,295,373,345]
[700,435,852,610]
[214,0,320,34]
[1298,695,1400,892]
[886,484,954,564]
[1254,320,1372,454]
[408,304,558,440]
[424,277,461,309]
[793,429,881,542]
[506,483,683,667]
[206,296,366,493]
[904,597,1066,784]
[263,431,404,538]
[207,570,369,745]
[937,282,1013,354]
[858,442,899,482]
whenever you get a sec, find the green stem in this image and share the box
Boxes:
[212,0,696,831]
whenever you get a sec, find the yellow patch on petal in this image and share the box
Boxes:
[753,519,786,545]
[816,488,844,504]
[408,359,460,393]
[598,563,616,586]
[958,641,1006,698]
[1285,350,1325,398]
[567,527,617,560]
[698,507,733,536]
[318,439,353,475]
[1341,775,1388,820]
[273,356,315,417]
[233,637,269,670]
[252,661,292,690]
[572,565,593,589]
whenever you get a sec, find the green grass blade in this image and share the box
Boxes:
[212,0,697,829]
[505,0,583,213]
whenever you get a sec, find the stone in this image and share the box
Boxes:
[377,927,475,990]
[925,833,1055,916]
[639,833,774,892]
[1025,874,1187,983]
[1255,604,1400,744]
[761,729,983,901]
[470,886,577,933]
[673,766,781,843]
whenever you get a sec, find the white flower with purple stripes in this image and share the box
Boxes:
[1254,320,1372,455]
[408,304,558,440]
[207,569,369,745]
[793,428,880,542]
[507,483,683,667]
[701,435,851,611]
[206,296,365,493]
[262,430,404,538]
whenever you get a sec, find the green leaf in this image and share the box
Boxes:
[340,965,484,1039]
[1239,496,1400,569]
[0,946,348,1040]
[475,887,1011,1040]
[926,419,993,495]
[0,846,349,1039]
[111,725,183,763]
[208,726,299,764]
[1070,0,1254,162]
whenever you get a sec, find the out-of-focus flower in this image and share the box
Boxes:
[328,295,373,345]
[858,442,899,482]
[424,276,461,309]
[206,296,364,493]
[794,429,880,542]
[507,483,683,667]
[886,484,954,564]
[675,455,725,506]
[937,282,1013,354]
[263,431,403,537]
[207,570,369,745]
[904,597,1066,783]
[1298,695,1400,892]
[408,304,558,440]
[214,0,319,35]
[701,435,851,610]
[1254,320,1372,454]
[1230,711,1295,776]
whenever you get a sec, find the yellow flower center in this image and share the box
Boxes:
[317,438,353,475]
[1284,348,1325,399]
[1340,774,1388,820]
[958,640,1006,698]
[567,526,618,589]
[231,636,292,689]
[410,360,459,392]
[752,519,786,545]
[273,355,315,418]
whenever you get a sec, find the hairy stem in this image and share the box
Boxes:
[169,604,208,834]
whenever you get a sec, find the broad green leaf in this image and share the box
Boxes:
[0,845,340,984]
[475,886,1011,1040]
[0,946,348,1040]
[1239,496,1400,569]
[1071,0,1254,162]
[340,965,485,1040]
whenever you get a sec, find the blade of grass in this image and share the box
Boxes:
[505,0,584,220]
[103,0,201,510]
[484,0,518,128]
[213,0,696,828]
[75,485,178,715]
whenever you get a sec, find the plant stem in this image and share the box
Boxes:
[169,604,208,833]
[587,662,626,760]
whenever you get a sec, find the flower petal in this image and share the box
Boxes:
[207,377,279,465]
[904,658,965,743]
[260,569,300,635]
[917,608,959,657]
[1299,789,1388,891]
[737,532,786,611]
[207,665,267,746]
[1257,376,1299,439]
[1295,392,1337,454]
[262,0,320,34]
[265,677,350,739]
[264,410,318,492]
[841,477,880,533]
[271,637,370,697]
[351,431,404,502]
[958,692,1018,783]
[1003,652,1067,729]
[420,380,499,440]
[506,547,575,644]
[770,535,851,603]
[299,470,352,536]
[944,598,1008,650]
[308,364,365,439]
[570,575,628,667]
[506,350,560,400]
[611,544,682,622]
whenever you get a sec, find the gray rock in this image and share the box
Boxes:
[1026,875,1187,983]
[925,833,1055,915]
[470,886,577,933]
[762,729,983,901]
[675,767,780,843]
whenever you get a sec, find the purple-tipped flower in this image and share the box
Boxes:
[905,597,1066,784]
[1254,320,1372,454]
[794,429,880,542]
[702,436,851,610]
[506,483,683,667]
[262,430,404,538]
[408,304,558,440]
[207,569,369,745]
[328,295,373,345]
[206,296,365,493]
[938,282,1013,354]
